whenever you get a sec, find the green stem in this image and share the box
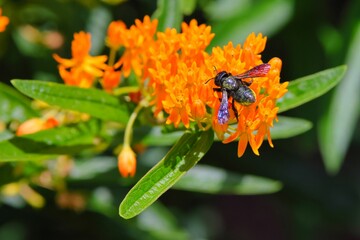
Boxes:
[108,48,117,67]
[124,101,145,147]
[113,86,140,96]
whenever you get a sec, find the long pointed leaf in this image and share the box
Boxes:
[119,130,214,219]
[173,164,282,195]
[318,23,360,174]
[0,120,100,162]
[11,80,129,123]
[277,65,347,113]
[271,116,312,139]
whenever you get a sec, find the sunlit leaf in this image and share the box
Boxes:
[119,130,214,219]
[271,116,312,139]
[0,120,100,162]
[277,65,347,113]
[173,164,282,195]
[318,23,360,174]
[11,80,129,123]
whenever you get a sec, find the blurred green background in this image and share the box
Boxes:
[1,0,360,239]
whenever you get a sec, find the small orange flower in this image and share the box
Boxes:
[179,19,214,65]
[0,8,9,32]
[118,145,136,177]
[101,66,121,92]
[53,31,108,87]
[57,65,94,88]
[16,117,58,136]
[106,20,127,50]
[114,16,158,77]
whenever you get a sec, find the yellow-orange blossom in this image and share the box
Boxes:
[54,16,288,176]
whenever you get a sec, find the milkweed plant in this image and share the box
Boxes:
[0,7,347,219]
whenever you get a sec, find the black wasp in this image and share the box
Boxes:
[207,63,271,125]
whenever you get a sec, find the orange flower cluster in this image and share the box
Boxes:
[54,16,288,165]
[0,8,9,32]
[53,32,109,88]
[109,17,287,157]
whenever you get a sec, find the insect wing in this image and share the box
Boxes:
[233,63,271,79]
[218,90,230,124]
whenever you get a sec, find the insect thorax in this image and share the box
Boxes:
[222,76,239,91]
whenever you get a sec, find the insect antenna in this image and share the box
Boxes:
[204,66,219,84]
[205,77,215,84]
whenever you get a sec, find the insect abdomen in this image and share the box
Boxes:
[232,86,256,105]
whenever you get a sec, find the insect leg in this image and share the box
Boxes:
[232,98,239,121]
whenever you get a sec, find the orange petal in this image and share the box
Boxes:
[237,134,248,158]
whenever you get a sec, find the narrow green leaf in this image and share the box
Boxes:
[173,164,282,195]
[209,0,294,48]
[11,80,129,123]
[277,65,347,113]
[271,116,312,139]
[119,130,214,219]
[318,23,360,174]
[0,82,39,122]
[0,120,100,162]
[152,0,182,32]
